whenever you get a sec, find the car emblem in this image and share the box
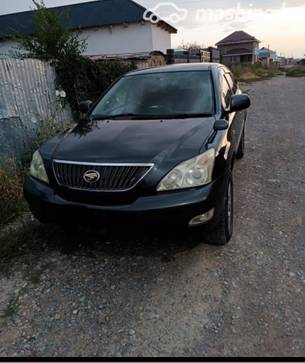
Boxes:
[83,170,100,183]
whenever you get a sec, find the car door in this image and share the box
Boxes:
[224,71,245,149]
[219,69,239,154]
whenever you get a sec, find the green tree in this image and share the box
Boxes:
[16,0,86,62]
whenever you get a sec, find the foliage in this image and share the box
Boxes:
[0,159,25,228]
[16,0,86,62]
[285,66,305,77]
[0,118,71,229]
[231,64,283,82]
[178,41,205,50]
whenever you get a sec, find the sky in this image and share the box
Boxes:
[0,0,304,58]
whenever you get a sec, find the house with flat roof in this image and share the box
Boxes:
[216,31,260,65]
[0,0,177,58]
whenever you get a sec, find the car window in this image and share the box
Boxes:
[225,73,238,94]
[220,70,233,109]
[91,71,215,118]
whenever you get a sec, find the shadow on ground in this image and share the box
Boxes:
[0,217,219,274]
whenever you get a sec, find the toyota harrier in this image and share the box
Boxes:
[24,63,250,245]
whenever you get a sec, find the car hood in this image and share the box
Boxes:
[42,117,215,166]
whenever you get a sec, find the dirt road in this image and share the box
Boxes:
[1,76,305,357]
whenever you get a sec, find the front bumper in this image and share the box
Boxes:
[24,174,228,230]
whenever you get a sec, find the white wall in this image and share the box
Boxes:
[151,24,171,54]
[80,22,153,56]
[80,22,171,56]
[0,21,172,58]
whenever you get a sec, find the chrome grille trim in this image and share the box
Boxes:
[52,160,154,192]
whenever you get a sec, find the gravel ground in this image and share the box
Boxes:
[0,76,305,358]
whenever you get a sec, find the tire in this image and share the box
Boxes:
[207,174,234,245]
[236,127,245,159]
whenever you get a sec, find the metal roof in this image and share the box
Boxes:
[0,0,177,39]
[216,31,260,46]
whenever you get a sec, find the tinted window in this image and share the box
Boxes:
[225,73,238,94]
[91,71,215,118]
[220,71,232,109]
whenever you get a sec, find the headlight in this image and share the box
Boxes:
[157,149,215,191]
[30,150,49,184]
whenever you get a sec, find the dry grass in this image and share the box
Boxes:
[285,66,305,77]
[0,160,26,228]
[0,119,72,231]
[231,64,283,82]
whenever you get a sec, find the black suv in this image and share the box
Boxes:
[24,63,250,245]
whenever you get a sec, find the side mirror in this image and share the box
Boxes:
[229,94,251,113]
[79,100,93,114]
[214,119,229,131]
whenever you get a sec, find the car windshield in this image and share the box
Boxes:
[90,71,215,119]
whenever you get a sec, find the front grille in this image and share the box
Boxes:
[53,161,153,192]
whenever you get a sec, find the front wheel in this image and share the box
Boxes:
[207,175,234,245]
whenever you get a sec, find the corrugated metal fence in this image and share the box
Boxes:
[0,58,72,159]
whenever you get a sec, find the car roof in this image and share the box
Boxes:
[125,63,225,76]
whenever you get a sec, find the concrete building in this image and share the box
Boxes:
[0,0,177,58]
[216,31,260,65]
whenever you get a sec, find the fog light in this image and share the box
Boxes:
[189,209,215,227]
